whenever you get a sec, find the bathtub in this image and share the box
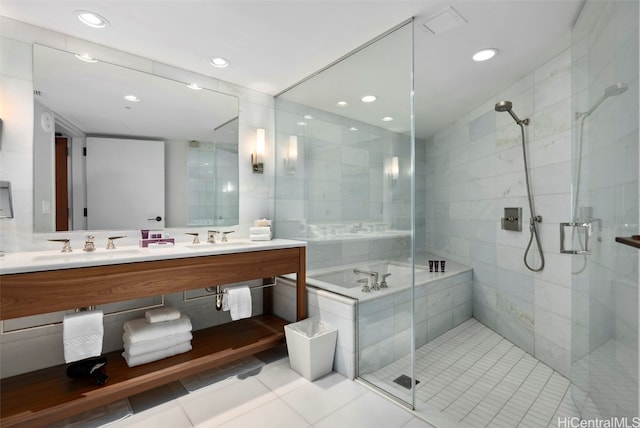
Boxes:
[303,257,473,375]
[306,258,469,302]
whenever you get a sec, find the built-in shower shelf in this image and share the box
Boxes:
[615,236,640,249]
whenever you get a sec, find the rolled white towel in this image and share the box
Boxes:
[254,219,271,227]
[145,307,181,324]
[123,331,193,356]
[122,341,192,367]
[123,315,192,344]
[249,226,271,235]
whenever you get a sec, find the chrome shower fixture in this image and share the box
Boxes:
[495,100,530,125]
[577,82,628,118]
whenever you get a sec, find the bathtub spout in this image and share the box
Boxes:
[353,269,379,290]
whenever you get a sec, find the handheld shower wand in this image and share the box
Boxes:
[495,101,544,272]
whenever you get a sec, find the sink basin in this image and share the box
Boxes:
[31,249,143,262]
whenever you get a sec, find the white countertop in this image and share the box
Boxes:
[0,239,306,275]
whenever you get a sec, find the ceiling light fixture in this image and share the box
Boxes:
[209,57,230,68]
[75,53,97,63]
[187,83,202,90]
[472,48,498,62]
[382,116,394,122]
[124,95,140,102]
[75,10,109,28]
[336,101,349,107]
[361,95,377,103]
[303,114,314,120]
[349,127,358,131]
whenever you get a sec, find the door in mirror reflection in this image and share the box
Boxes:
[86,137,165,230]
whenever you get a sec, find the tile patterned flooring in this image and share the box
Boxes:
[362,318,581,428]
[106,346,436,428]
[71,318,598,428]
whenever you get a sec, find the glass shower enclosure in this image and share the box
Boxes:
[273,20,418,407]
[570,0,639,420]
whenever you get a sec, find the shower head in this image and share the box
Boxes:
[604,82,628,97]
[495,100,513,112]
[580,82,628,118]
[495,100,529,125]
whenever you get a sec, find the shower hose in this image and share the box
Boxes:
[518,122,545,272]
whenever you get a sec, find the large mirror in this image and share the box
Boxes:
[33,44,239,232]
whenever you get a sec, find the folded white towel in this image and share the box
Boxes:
[122,341,192,367]
[250,233,272,241]
[222,286,252,320]
[123,331,193,356]
[249,226,271,235]
[63,310,104,364]
[145,307,181,324]
[123,315,192,344]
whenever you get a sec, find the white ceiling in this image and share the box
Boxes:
[1,0,583,139]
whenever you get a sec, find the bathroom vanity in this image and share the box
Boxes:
[0,240,306,427]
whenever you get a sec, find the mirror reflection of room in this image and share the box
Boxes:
[32,45,240,232]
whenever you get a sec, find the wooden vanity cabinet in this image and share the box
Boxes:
[0,246,306,427]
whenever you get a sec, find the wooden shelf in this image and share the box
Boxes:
[615,236,640,249]
[0,314,288,428]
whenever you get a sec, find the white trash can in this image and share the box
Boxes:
[284,318,338,381]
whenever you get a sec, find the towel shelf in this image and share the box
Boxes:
[0,245,306,427]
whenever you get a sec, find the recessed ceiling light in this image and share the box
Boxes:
[75,53,97,63]
[75,10,109,28]
[336,101,349,107]
[187,83,202,90]
[209,57,229,68]
[349,127,359,131]
[361,95,377,103]
[472,48,498,62]
[381,116,394,122]
[124,95,140,102]
[303,114,314,120]
[297,121,307,126]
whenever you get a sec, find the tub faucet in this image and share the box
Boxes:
[379,273,391,288]
[354,269,379,290]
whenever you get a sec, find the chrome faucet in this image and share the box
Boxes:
[357,278,370,292]
[48,238,72,253]
[354,269,379,290]
[106,236,126,250]
[84,235,96,252]
[379,273,391,288]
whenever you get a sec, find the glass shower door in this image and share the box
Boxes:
[570,0,639,419]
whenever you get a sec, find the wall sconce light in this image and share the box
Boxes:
[284,135,298,175]
[388,156,399,184]
[252,128,265,173]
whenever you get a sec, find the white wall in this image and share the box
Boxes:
[0,17,274,377]
[423,48,574,377]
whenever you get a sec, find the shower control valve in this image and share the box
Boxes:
[501,207,522,232]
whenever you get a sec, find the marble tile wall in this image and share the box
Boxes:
[423,48,574,377]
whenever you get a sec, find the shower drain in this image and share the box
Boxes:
[392,374,420,390]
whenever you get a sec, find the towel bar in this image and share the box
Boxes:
[204,281,276,297]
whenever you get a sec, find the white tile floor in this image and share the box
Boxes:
[68,318,595,428]
[362,319,581,428]
[107,348,436,428]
